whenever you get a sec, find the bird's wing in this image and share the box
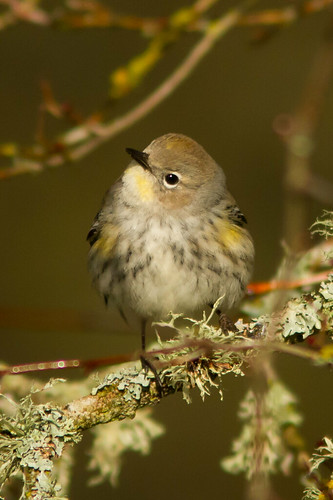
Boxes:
[86,181,121,247]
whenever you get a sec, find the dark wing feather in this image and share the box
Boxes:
[86,180,121,247]
[87,212,103,246]
[227,204,248,227]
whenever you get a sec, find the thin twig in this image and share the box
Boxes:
[247,269,332,294]
[0,0,255,178]
[54,1,255,163]
[275,23,333,251]
[2,0,333,178]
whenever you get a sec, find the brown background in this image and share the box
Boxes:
[0,1,332,498]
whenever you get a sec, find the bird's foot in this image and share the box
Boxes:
[218,313,238,334]
[140,355,163,396]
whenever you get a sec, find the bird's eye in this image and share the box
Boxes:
[164,173,180,188]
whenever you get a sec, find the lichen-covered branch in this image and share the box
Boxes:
[0,269,332,497]
[64,371,168,431]
[0,213,332,498]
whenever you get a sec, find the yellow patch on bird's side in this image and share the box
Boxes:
[216,219,244,249]
[124,166,154,202]
[92,224,119,257]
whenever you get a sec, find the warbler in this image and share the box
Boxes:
[87,133,254,350]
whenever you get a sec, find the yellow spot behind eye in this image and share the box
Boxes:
[124,167,154,202]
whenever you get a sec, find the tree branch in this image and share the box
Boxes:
[0,244,331,497]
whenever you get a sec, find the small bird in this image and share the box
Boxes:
[87,133,254,353]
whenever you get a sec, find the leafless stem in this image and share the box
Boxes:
[54,1,254,163]
[0,0,254,179]
[275,22,333,251]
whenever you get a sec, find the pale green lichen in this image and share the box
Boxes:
[311,210,333,242]
[279,275,333,341]
[319,277,333,325]
[52,447,75,499]
[221,380,303,478]
[303,437,333,500]
[91,368,152,402]
[280,297,322,340]
[243,212,333,319]
[88,408,165,487]
[154,306,247,403]
[0,380,80,499]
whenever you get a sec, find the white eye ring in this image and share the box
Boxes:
[163,172,180,189]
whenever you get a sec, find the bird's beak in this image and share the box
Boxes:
[126,148,151,171]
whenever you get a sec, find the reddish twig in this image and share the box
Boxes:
[0,353,133,377]
[247,269,332,295]
[0,328,328,378]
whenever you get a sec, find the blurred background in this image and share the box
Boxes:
[0,0,332,498]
